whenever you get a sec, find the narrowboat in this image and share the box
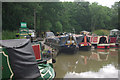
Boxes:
[109,35,119,48]
[58,33,78,53]
[75,34,91,50]
[90,36,109,49]
[109,29,120,48]
[0,39,56,79]
[45,32,78,53]
[44,32,60,51]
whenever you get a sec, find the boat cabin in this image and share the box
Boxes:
[59,33,77,46]
[109,29,120,47]
[58,33,78,52]
[90,36,109,49]
[75,34,91,50]
[110,29,119,36]
[45,32,55,38]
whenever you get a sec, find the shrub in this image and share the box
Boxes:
[2,30,17,40]
[93,29,110,36]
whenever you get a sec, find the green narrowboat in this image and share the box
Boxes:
[0,39,55,80]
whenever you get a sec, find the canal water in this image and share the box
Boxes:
[54,48,119,78]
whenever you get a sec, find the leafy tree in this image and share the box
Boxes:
[111,2,119,29]
[54,21,63,33]
[2,2,119,37]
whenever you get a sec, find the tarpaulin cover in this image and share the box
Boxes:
[0,39,41,79]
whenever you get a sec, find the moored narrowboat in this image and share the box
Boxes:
[32,41,57,60]
[44,32,60,51]
[109,36,119,48]
[58,33,78,53]
[90,36,109,49]
[109,29,120,48]
[0,39,56,79]
[45,32,78,53]
[75,34,91,50]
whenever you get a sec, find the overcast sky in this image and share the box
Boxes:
[60,0,119,8]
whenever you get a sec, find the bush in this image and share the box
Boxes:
[93,29,110,36]
[2,30,17,40]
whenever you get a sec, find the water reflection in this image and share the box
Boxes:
[64,64,118,78]
[54,48,119,78]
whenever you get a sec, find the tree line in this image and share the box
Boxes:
[2,2,119,35]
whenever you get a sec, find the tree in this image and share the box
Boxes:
[54,21,63,33]
[2,2,119,35]
[111,2,119,29]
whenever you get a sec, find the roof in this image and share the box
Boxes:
[46,32,55,38]
[81,31,90,33]
[110,29,119,32]
[0,39,30,48]
[1,39,41,78]
[74,34,83,37]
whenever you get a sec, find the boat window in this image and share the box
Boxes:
[99,37,107,44]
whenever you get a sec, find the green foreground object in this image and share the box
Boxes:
[1,48,55,80]
[0,39,55,80]
[2,48,13,79]
[37,63,55,80]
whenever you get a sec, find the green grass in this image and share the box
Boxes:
[2,30,17,40]
[93,29,110,36]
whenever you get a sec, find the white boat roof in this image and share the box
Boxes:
[110,29,119,32]
[74,34,83,37]
[81,30,90,33]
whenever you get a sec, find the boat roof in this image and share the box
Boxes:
[46,32,55,38]
[0,39,30,48]
[81,30,89,32]
[110,29,119,32]
[74,34,83,37]
[0,39,41,78]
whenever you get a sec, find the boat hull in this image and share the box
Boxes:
[59,45,78,53]
[97,44,109,49]
[78,42,91,50]
[109,43,119,48]
[79,46,91,50]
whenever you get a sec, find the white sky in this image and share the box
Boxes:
[60,0,119,8]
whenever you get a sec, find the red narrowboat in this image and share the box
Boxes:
[109,36,119,48]
[76,34,91,50]
[109,29,120,48]
[90,36,109,49]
